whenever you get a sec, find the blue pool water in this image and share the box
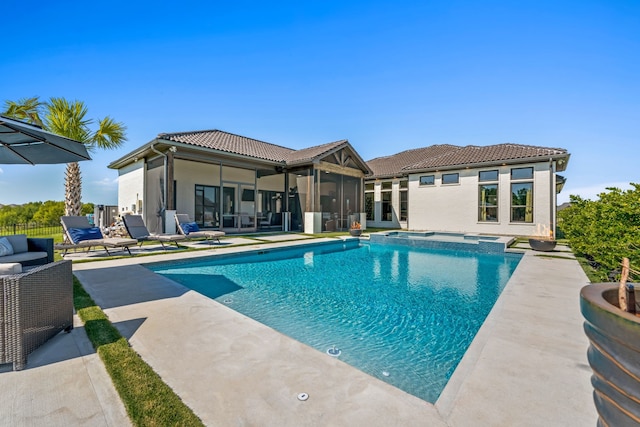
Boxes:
[149,241,522,402]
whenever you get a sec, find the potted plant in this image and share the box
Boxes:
[581,262,640,427]
[349,221,362,237]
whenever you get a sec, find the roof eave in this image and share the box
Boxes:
[403,153,570,174]
[108,138,287,169]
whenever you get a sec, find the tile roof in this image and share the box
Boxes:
[367,143,569,178]
[366,145,460,178]
[406,143,568,170]
[158,130,294,162]
[158,131,370,172]
[284,140,348,165]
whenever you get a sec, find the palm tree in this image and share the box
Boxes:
[3,96,127,215]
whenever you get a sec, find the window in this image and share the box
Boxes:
[195,185,220,228]
[381,181,392,190]
[479,170,498,222]
[511,167,533,180]
[400,190,408,221]
[479,170,499,182]
[419,175,435,186]
[511,167,533,223]
[381,191,392,221]
[365,184,374,221]
[479,184,498,222]
[442,173,459,184]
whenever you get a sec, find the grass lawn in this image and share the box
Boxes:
[73,277,204,426]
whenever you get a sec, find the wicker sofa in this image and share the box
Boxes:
[0,234,53,266]
[0,260,73,370]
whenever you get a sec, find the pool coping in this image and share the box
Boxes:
[65,237,596,425]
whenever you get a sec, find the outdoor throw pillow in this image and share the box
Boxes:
[181,222,200,235]
[0,237,14,256]
[68,227,103,244]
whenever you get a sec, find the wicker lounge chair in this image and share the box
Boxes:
[0,260,73,370]
[175,213,225,243]
[60,215,138,256]
[123,214,186,248]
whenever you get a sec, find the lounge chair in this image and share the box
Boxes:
[175,213,225,244]
[60,216,138,256]
[122,214,186,249]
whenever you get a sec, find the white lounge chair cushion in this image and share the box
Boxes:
[0,262,22,275]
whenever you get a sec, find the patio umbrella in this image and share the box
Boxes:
[0,116,91,164]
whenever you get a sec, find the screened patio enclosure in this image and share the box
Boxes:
[111,133,371,235]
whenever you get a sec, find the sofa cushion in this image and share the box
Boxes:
[68,227,103,244]
[0,252,49,264]
[0,262,22,275]
[0,237,14,256]
[181,222,200,235]
[2,234,28,254]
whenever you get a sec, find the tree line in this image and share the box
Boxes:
[0,201,94,226]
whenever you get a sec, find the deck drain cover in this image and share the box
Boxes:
[297,393,309,401]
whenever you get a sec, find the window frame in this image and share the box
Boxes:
[441,173,460,185]
[478,170,499,222]
[419,175,435,186]
[510,167,534,223]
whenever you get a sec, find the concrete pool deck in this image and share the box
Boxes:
[0,236,597,426]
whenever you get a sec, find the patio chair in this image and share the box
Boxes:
[175,213,225,244]
[259,211,273,229]
[122,214,186,249]
[60,216,138,256]
[1,260,73,370]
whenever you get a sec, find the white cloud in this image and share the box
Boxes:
[559,182,634,203]
[93,177,118,187]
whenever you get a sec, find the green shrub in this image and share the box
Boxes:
[558,183,640,273]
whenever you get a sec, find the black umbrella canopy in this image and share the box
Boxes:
[0,116,91,164]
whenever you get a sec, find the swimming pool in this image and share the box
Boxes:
[149,240,522,402]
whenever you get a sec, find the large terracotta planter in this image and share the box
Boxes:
[580,284,640,427]
[528,238,557,251]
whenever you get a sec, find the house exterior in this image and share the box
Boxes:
[109,129,569,238]
[365,143,569,237]
[108,130,371,235]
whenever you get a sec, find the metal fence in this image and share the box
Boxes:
[0,223,63,238]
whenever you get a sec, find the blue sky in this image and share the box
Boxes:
[1,0,637,205]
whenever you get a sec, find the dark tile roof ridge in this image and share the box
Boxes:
[157,129,295,152]
[366,144,460,162]
[403,142,569,171]
[285,139,349,163]
[467,142,567,153]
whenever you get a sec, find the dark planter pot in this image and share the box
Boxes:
[349,229,362,237]
[580,284,640,427]
[528,238,557,251]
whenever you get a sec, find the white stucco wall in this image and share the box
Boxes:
[116,161,144,216]
[173,159,221,220]
[407,162,555,236]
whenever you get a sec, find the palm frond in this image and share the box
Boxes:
[2,97,45,127]
[45,98,92,142]
[92,116,127,150]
